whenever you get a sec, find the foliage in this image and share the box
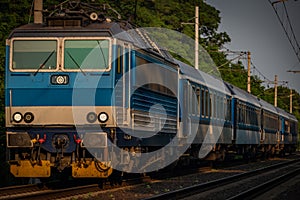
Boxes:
[0,0,299,139]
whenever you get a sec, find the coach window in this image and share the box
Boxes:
[285,121,290,133]
[201,89,205,118]
[196,88,200,115]
[246,106,249,124]
[246,106,249,125]
[221,97,225,120]
[12,40,57,70]
[249,107,252,125]
[212,94,216,118]
[244,105,247,124]
[205,90,209,118]
[64,39,109,70]
[216,95,220,119]
[254,108,258,125]
[251,108,254,124]
[257,108,261,126]
[244,105,247,123]
[216,96,219,119]
[219,96,223,119]
[220,96,223,119]
[226,98,231,121]
[192,86,196,115]
[207,91,211,118]
[238,104,244,123]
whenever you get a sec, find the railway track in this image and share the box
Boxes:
[0,184,46,200]
[0,161,211,200]
[1,157,299,200]
[143,158,300,200]
[227,167,300,200]
[0,175,149,200]
[0,183,101,200]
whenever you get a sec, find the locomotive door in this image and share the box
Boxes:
[115,42,131,126]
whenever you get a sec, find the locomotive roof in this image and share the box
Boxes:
[8,21,128,38]
[8,20,173,62]
[176,60,231,96]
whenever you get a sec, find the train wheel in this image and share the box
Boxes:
[279,149,286,157]
[108,170,123,186]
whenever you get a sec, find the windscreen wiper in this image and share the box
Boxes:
[33,50,55,76]
[97,40,108,69]
[66,51,86,76]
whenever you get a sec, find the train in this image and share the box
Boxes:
[5,1,298,179]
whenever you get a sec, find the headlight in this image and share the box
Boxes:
[51,75,69,85]
[86,112,97,123]
[13,112,23,123]
[98,112,108,123]
[24,112,34,123]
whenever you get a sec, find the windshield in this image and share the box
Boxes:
[64,40,109,70]
[12,40,57,70]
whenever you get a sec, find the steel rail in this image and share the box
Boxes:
[143,158,300,200]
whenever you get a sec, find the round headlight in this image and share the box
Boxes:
[98,112,108,123]
[24,112,34,123]
[56,76,65,84]
[13,112,23,123]
[86,112,97,123]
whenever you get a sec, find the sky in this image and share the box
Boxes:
[207,0,300,93]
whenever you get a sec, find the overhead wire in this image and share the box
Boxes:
[206,52,246,74]
[213,48,289,88]
[250,61,272,83]
[268,0,300,67]
[252,60,288,87]
[282,1,300,56]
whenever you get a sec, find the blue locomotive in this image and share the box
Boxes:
[5,1,298,179]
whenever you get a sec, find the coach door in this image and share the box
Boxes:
[179,79,191,137]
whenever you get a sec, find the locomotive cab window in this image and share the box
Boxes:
[11,40,57,70]
[64,39,110,71]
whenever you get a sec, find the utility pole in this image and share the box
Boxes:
[195,6,199,70]
[181,6,199,69]
[274,75,278,107]
[264,75,288,108]
[247,51,251,93]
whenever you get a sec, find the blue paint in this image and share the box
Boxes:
[231,98,237,129]
[6,70,114,106]
[5,45,10,108]
[7,88,112,106]
[280,117,285,134]
[131,50,136,86]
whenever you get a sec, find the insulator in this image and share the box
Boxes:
[90,12,98,21]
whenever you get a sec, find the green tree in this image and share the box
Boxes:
[0,0,299,133]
